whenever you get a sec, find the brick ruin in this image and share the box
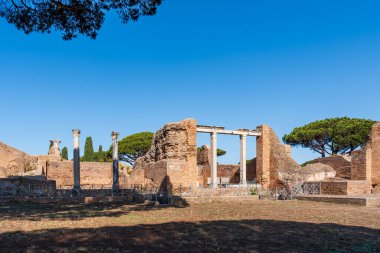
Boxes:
[0,139,113,188]
[306,122,380,195]
[127,119,198,190]
[1,119,380,196]
[126,119,337,191]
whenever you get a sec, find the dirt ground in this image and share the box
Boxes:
[0,199,379,252]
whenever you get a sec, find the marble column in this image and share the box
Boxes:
[112,131,120,190]
[210,132,218,188]
[72,129,81,194]
[240,134,247,186]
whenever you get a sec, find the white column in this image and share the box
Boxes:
[210,131,218,188]
[240,134,247,186]
[112,131,120,190]
[72,129,81,193]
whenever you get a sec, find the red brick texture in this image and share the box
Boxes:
[129,119,198,189]
[46,161,112,187]
[256,125,299,189]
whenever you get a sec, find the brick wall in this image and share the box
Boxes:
[311,156,351,179]
[351,146,371,181]
[197,163,257,187]
[256,125,271,189]
[46,161,112,187]
[0,141,38,177]
[256,125,299,189]
[371,123,380,187]
[320,180,371,195]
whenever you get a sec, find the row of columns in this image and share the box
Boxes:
[71,129,120,195]
[209,132,248,189]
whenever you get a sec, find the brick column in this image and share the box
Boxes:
[256,125,270,189]
[371,123,380,186]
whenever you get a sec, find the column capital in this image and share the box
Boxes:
[49,139,61,145]
[112,131,119,140]
[72,129,81,137]
[240,133,247,139]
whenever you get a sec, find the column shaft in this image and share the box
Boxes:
[240,134,247,186]
[210,132,218,188]
[112,132,120,190]
[72,129,81,192]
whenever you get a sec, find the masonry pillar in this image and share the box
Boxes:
[72,129,81,195]
[210,131,218,188]
[240,134,247,186]
[371,123,380,187]
[112,131,120,190]
[256,125,271,189]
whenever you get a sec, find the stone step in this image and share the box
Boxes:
[297,195,380,207]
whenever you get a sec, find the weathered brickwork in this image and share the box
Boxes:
[311,156,352,179]
[0,176,56,193]
[320,180,371,195]
[129,119,198,189]
[0,141,38,177]
[371,123,380,187]
[256,125,271,188]
[351,145,372,181]
[47,161,113,187]
[256,125,300,189]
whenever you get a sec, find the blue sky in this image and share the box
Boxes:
[1,0,380,164]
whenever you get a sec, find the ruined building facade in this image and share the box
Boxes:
[2,119,380,195]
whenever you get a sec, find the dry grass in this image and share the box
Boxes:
[0,200,379,252]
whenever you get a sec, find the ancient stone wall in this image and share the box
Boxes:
[246,159,256,181]
[197,145,210,165]
[370,123,380,187]
[256,125,300,189]
[46,161,113,187]
[351,146,371,181]
[129,119,198,189]
[310,156,352,179]
[0,176,56,194]
[0,141,38,177]
[320,180,371,195]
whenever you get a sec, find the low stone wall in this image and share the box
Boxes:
[319,180,371,195]
[181,187,252,197]
[46,161,112,187]
[0,176,56,195]
[197,164,240,186]
[174,195,259,204]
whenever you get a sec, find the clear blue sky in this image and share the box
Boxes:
[1,0,380,164]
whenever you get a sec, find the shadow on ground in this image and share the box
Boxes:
[0,199,188,221]
[0,219,379,252]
